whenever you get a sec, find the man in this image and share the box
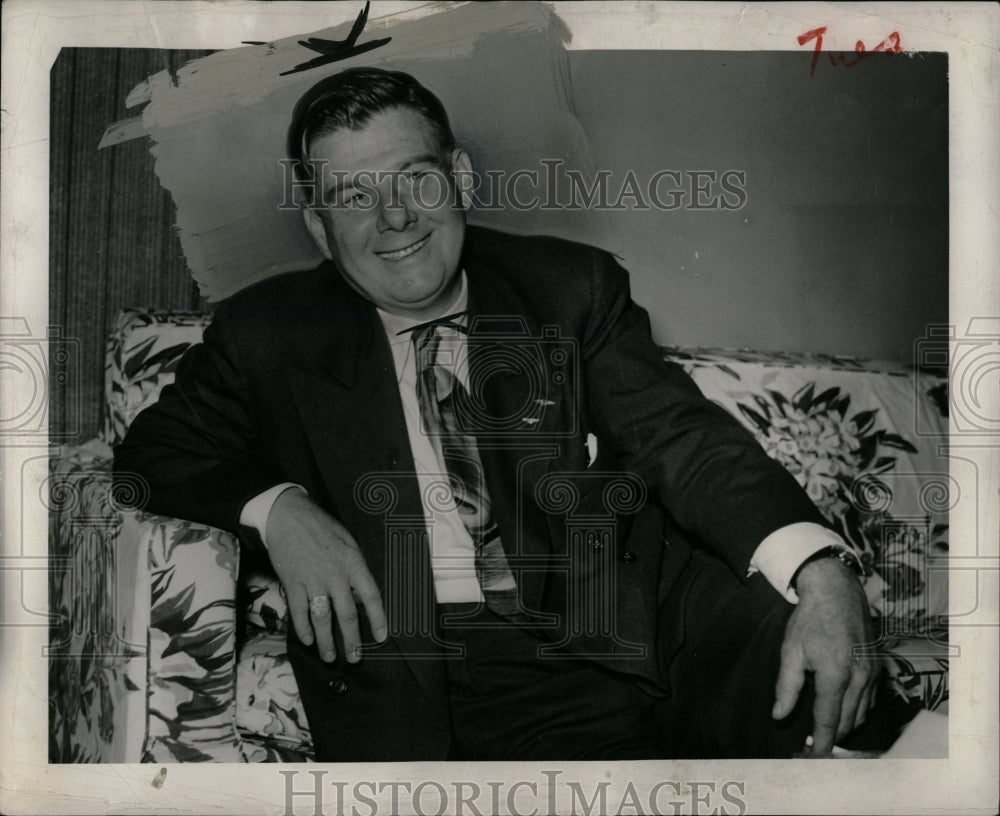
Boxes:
[115,67,876,761]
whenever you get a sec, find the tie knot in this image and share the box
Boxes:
[411,323,443,373]
[410,313,467,374]
[399,311,469,340]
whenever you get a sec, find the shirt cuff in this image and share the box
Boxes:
[748,522,852,604]
[239,483,306,549]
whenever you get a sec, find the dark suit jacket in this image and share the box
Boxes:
[115,226,825,759]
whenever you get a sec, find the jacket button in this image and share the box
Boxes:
[329,678,348,695]
[619,551,637,564]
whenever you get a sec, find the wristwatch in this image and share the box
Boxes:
[789,545,865,592]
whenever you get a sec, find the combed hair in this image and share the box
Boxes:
[287,67,456,183]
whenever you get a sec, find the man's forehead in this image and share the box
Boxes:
[306,107,442,170]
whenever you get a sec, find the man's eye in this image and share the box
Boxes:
[408,169,448,205]
[332,190,371,209]
[401,168,438,185]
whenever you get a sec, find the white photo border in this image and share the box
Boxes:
[1,1,997,814]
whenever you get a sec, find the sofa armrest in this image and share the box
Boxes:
[136,511,248,762]
[49,445,149,762]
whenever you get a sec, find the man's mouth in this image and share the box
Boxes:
[376,234,430,262]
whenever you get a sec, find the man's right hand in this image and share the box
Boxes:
[265,489,388,663]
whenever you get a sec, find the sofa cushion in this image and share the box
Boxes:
[239,733,314,763]
[244,572,288,634]
[235,632,312,751]
[879,632,950,713]
[101,308,211,446]
[662,348,949,627]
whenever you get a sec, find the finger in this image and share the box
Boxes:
[772,643,806,720]
[854,681,873,732]
[330,581,362,663]
[308,592,336,662]
[286,585,314,647]
[853,657,879,730]
[836,669,867,740]
[811,672,850,756]
[351,566,388,643]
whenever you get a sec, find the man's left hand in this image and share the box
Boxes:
[771,557,878,756]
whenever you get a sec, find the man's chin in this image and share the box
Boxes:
[388,297,447,318]
[385,283,459,318]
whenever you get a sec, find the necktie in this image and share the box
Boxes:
[411,323,520,616]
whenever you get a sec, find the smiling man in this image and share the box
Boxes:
[115,67,876,761]
[299,102,471,318]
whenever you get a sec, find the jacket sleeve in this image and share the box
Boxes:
[112,301,284,540]
[580,251,827,577]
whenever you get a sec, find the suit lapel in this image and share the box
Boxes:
[285,284,448,722]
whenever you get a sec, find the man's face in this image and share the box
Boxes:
[302,107,471,319]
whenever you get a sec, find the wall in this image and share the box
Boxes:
[568,50,948,361]
[49,49,209,444]
[49,48,948,442]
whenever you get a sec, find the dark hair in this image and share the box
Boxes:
[287,67,456,185]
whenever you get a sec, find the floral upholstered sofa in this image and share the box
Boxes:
[48,309,951,762]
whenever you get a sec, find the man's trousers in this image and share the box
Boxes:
[288,548,815,760]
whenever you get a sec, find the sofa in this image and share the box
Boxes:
[48,308,951,763]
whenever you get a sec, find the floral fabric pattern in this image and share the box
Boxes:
[142,513,244,762]
[880,630,950,712]
[48,454,314,762]
[239,734,315,763]
[662,347,950,628]
[48,442,147,762]
[101,309,211,446]
[744,383,911,517]
[236,633,312,748]
[243,573,288,635]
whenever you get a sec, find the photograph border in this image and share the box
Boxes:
[2,2,997,814]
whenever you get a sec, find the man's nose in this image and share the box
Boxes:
[376,186,417,232]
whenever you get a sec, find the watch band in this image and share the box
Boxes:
[789,545,864,592]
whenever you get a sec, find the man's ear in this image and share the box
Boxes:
[450,148,474,209]
[301,205,333,260]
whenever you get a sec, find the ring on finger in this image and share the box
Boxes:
[309,595,332,618]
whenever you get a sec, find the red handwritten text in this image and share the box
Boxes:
[797,26,902,77]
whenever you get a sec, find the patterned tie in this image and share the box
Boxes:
[411,323,520,617]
